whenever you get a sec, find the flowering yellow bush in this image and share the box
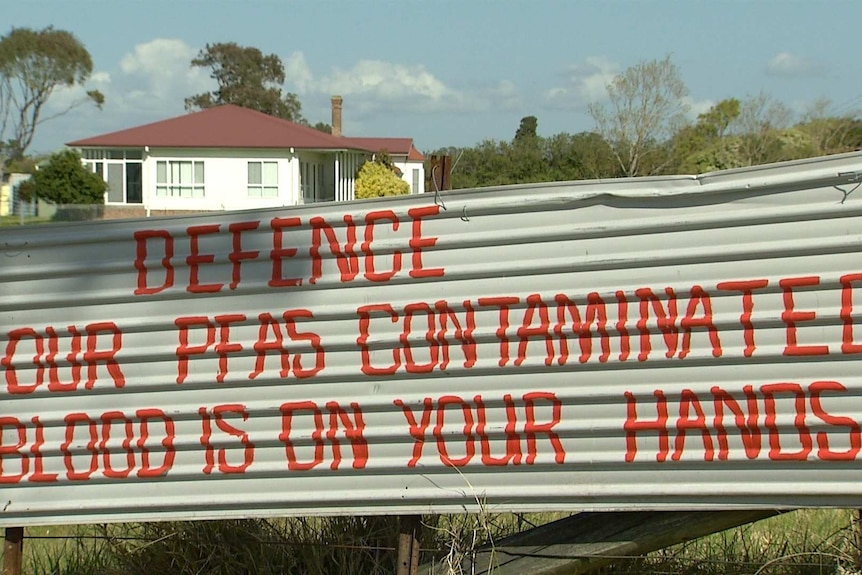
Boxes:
[354,161,410,199]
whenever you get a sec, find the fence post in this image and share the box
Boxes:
[396,515,422,575]
[856,509,862,570]
[2,527,23,575]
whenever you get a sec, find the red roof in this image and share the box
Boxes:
[408,145,426,162]
[343,137,426,162]
[67,105,366,150]
[343,137,410,155]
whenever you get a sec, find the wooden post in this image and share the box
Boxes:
[2,527,23,575]
[856,509,862,569]
[396,515,422,575]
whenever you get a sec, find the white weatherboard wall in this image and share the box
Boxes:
[393,159,424,194]
[144,147,299,211]
[3,153,862,527]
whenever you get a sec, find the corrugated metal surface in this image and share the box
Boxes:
[4,153,862,527]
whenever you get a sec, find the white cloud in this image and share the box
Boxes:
[322,60,447,100]
[284,51,314,95]
[120,39,192,76]
[682,96,715,120]
[116,38,212,113]
[46,37,212,122]
[765,52,826,78]
[45,70,112,113]
[30,38,215,152]
[485,80,522,111]
[51,42,494,125]
[31,40,505,152]
[310,59,481,116]
[544,56,620,109]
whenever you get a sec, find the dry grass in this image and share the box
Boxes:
[5,510,860,575]
[603,509,860,575]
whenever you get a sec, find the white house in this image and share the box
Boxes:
[66,98,425,217]
[347,137,426,195]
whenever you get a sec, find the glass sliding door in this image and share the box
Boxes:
[126,162,143,203]
[106,164,124,203]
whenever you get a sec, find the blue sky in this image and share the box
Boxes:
[8,0,862,155]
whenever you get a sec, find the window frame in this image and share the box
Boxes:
[299,160,324,203]
[155,160,206,198]
[247,161,279,199]
[82,148,144,204]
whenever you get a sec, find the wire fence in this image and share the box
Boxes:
[0,198,230,226]
[1,196,106,225]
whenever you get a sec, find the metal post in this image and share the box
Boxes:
[396,515,422,575]
[2,527,24,575]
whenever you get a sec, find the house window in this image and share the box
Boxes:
[156,161,205,198]
[82,149,143,204]
[84,161,104,178]
[412,169,420,194]
[248,161,278,198]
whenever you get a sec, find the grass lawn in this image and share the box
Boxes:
[0,215,52,226]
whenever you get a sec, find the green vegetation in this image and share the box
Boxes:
[610,509,860,575]
[429,58,862,190]
[354,156,410,199]
[185,41,305,123]
[183,41,337,130]
[0,26,103,179]
[0,214,51,226]
[5,510,859,575]
[17,149,105,205]
[588,55,690,177]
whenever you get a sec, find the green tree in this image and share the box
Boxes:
[447,139,513,188]
[374,150,396,172]
[588,55,690,177]
[797,99,862,156]
[543,131,619,180]
[670,98,742,173]
[697,98,741,140]
[0,26,103,171]
[667,93,862,173]
[354,160,410,199]
[18,149,106,204]
[312,121,332,134]
[514,115,538,143]
[427,116,624,189]
[510,116,546,182]
[732,92,792,166]
[185,42,304,122]
[430,124,620,190]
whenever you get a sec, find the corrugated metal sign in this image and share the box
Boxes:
[3,153,862,526]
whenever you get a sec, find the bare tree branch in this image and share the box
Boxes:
[588,55,690,177]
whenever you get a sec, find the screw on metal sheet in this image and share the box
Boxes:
[461,206,469,222]
[3,241,28,257]
[3,500,10,511]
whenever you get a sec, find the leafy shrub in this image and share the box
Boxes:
[19,149,106,205]
[354,160,410,199]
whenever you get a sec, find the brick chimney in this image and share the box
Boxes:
[331,95,343,137]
